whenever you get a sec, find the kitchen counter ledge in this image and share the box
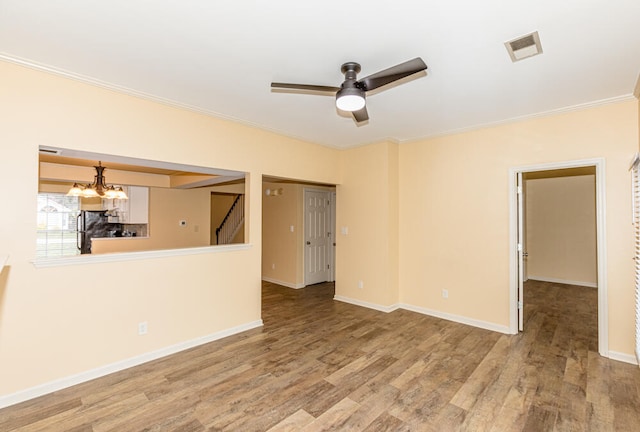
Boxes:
[31,243,252,268]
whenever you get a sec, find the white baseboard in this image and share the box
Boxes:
[262,277,305,289]
[333,295,399,313]
[333,295,511,334]
[527,276,597,288]
[0,319,263,409]
[607,350,639,365]
[399,303,512,334]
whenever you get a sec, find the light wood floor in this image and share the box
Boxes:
[1,280,639,431]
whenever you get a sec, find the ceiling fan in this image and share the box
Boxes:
[271,57,428,124]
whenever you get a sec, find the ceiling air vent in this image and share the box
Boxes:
[505,31,542,62]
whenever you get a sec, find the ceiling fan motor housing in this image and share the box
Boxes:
[341,62,361,81]
[336,62,366,111]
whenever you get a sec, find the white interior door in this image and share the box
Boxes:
[517,171,525,331]
[304,189,330,286]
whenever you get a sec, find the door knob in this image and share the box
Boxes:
[523,252,529,257]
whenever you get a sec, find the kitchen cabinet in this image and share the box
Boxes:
[103,186,149,224]
[124,186,149,224]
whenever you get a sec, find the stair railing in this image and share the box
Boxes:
[216,194,244,245]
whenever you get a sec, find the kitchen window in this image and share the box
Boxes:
[36,193,81,258]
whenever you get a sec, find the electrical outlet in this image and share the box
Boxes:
[358,280,364,289]
[272,263,276,270]
[138,321,148,335]
[442,289,449,299]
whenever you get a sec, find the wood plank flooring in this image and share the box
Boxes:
[1,280,639,431]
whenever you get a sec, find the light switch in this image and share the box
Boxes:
[290,225,294,232]
[341,226,348,235]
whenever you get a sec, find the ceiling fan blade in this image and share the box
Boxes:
[271,82,340,93]
[352,106,369,123]
[358,57,427,91]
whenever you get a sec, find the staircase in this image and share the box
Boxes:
[216,194,244,245]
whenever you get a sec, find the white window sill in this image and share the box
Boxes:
[32,244,252,268]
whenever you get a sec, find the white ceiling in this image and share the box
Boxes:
[1,0,639,149]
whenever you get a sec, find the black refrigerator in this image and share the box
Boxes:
[77,210,122,254]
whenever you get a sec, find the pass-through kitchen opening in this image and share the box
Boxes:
[37,147,247,258]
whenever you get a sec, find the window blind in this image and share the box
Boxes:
[36,193,80,258]
[631,154,640,365]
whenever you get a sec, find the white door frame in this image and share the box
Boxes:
[329,191,336,282]
[516,171,525,332]
[508,158,608,357]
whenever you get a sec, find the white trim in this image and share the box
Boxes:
[5,56,632,152]
[608,351,639,365]
[402,95,635,145]
[32,243,252,268]
[333,295,511,334]
[0,319,263,409]
[329,191,337,283]
[508,158,608,357]
[333,295,399,313]
[0,55,342,150]
[399,303,512,335]
[509,173,519,333]
[527,276,598,289]
[261,277,305,289]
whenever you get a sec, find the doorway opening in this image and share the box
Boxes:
[261,176,336,289]
[510,158,607,356]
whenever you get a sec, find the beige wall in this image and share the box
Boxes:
[261,182,304,287]
[336,141,399,307]
[147,187,211,249]
[0,60,340,399]
[398,100,638,355]
[525,175,597,286]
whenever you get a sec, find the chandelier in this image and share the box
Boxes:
[67,162,128,199]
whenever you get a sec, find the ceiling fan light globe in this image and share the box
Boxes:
[336,88,365,112]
